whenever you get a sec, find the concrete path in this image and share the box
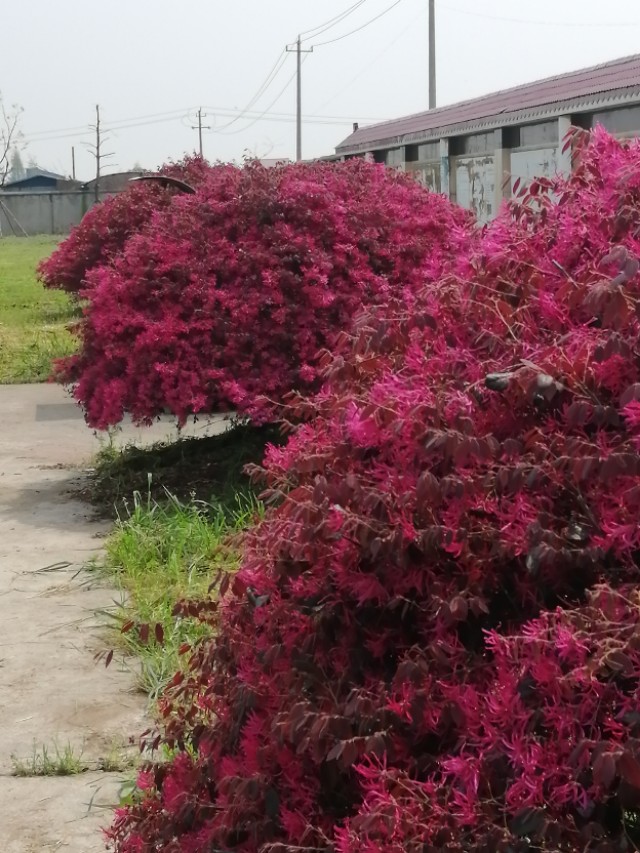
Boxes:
[0,384,228,852]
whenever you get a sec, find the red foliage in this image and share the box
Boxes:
[37,155,211,295]
[107,128,640,852]
[53,159,470,428]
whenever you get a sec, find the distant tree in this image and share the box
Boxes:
[0,94,24,186]
[8,148,25,183]
[132,161,144,172]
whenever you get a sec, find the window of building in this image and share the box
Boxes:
[592,105,640,135]
[386,147,405,166]
[571,113,593,130]
[406,141,439,162]
[519,121,559,147]
[502,126,521,149]
[450,132,495,156]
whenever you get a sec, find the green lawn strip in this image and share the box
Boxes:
[95,490,262,703]
[0,235,77,383]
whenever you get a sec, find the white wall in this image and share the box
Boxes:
[452,155,496,223]
[510,147,559,193]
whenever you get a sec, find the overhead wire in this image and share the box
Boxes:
[220,55,310,136]
[204,106,388,123]
[216,1,373,132]
[24,107,201,139]
[299,0,369,41]
[312,0,404,48]
[21,101,392,145]
[315,6,423,112]
[23,2,407,149]
[214,50,289,131]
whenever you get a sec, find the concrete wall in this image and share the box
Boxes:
[510,147,559,193]
[356,122,570,223]
[0,190,116,236]
[346,107,640,220]
[451,154,496,223]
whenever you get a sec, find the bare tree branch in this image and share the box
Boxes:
[0,94,24,187]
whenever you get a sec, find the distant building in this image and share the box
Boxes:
[335,53,640,222]
[3,168,79,193]
[82,169,145,194]
[259,158,292,168]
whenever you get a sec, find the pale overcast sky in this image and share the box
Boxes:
[3,0,640,179]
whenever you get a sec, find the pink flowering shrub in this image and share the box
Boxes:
[38,155,211,295]
[54,159,471,427]
[107,128,640,852]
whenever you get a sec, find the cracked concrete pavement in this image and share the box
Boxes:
[0,384,227,852]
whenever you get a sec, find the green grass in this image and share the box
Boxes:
[96,489,262,702]
[89,424,274,707]
[0,235,77,383]
[12,740,86,777]
[97,738,140,773]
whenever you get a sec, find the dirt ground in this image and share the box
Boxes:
[0,384,227,852]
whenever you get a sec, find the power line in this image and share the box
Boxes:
[203,106,387,123]
[314,8,422,113]
[299,0,369,40]
[24,107,200,139]
[312,0,404,47]
[219,56,310,136]
[206,3,373,137]
[21,104,389,146]
[214,51,289,131]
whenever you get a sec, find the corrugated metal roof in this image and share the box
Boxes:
[4,168,66,187]
[24,168,67,180]
[337,53,640,152]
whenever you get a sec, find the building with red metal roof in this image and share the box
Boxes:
[334,53,640,221]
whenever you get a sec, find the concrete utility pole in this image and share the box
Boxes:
[287,36,313,162]
[191,108,211,158]
[296,36,302,161]
[71,146,76,181]
[94,105,101,202]
[429,0,436,109]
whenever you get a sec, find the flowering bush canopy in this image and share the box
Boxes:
[51,159,471,428]
[107,127,640,852]
[38,155,211,296]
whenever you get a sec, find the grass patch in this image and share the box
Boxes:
[88,421,280,517]
[90,423,275,708]
[12,740,86,777]
[97,738,139,773]
[96,490,261,702]
[0,235,77,383]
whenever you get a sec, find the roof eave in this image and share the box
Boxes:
[336,87,640,155]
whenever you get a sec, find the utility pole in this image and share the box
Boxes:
[94,105,101,202]
[71,146,76,181]
[286,36,313,162]
[429,0,436,109]
[191,107,211,158]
